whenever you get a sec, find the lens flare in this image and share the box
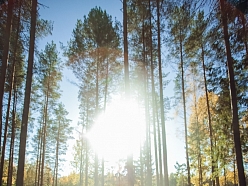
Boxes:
[86,96,146,162]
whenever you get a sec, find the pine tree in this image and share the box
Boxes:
[65,7,121,186]
[53,103,72,186]
[16,0,37,184]
[36,41,62,186]
[219,0,246,184]
[156,0,169,184]
[167,3,193,185]
[0,0,14,145]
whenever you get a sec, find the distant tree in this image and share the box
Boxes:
[156,0,169,184]
[35,41,62,186]
[52,103,72,186]
[167,3,193,185]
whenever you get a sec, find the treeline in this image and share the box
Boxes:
[0,0,72,186]
[0,0,247,186]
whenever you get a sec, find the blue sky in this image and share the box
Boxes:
[38,0,186,176]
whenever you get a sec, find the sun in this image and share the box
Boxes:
[86,95,146,162]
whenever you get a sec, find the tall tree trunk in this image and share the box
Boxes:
[85,140,88,186]
[155,95,163,186]
[7,88,17,186]
[94,48,99,186]
[213,132,219,186]
[52,166,55,186]
[79,125,83,186]
[123,0,129,95]
[224,165,227,186]
[35,127,42,186]
[216,170,220,186]
[101,51,109,186]
[55,120,60,186]
[144,56,152,186]
[41,76,51,186]
[201,45,216,186]
[148,0,160,184]
[145,73,152,186]
[85,97,89,186]
[40,106,47,186]
[123,0,133,185]
[0,0,21,178]
[180,40,191,186]
[219,0,246,185]
[233,148,236,185]
[16,0,37,185]
[193,78,202,186]
[0,0,14,145]
[80,115,86,186]
[141,17,146,186]
[156,0,169,185]
[141,17,152,186]
[38,120,44,186]
[0,63,15,186]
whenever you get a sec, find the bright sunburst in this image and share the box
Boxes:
[86,95,146,162]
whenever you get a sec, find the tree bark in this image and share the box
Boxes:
[79,124,84,186]
[7,88,17,186]
[219,0,246,185]
[34,126,42,186]
[155,101,163,186]
[101,50,109,186]
[148,0,160,184]
[123,0,133,185]
[55,120,60,186]
[141,16,152,186]
[180,39,191,186]
[40,63,51,186]
[156,0,169,185]
[94,48,99,186]
[37,118,44,186]
[0,0,21,179]
[16,0,37,185]
[201,45,216,186]
[85,97,89,186]
[0,63,15,186]
[0,0,14,151]
[193,78,202,186]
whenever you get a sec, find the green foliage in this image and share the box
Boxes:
[174,162,187,186]
[83,7,120,48]
[38,41,62,101]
